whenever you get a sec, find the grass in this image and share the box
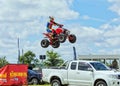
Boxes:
[28,84,50,86]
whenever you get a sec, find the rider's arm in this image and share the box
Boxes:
[53,21,61,26]
[48,22,54,30]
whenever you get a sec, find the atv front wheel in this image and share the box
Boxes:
[41,39,49,48]
[68,34,76,43]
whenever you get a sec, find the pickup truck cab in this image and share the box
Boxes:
[42,60,120,86]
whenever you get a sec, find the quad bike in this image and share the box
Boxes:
[55,24,76,43]
[41,24,76,48]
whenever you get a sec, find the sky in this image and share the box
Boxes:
[0,0,120,63]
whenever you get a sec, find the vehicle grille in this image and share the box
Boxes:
[118,75,120,79]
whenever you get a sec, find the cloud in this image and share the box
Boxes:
[0,0,79,63]
[105,37,120,46]
[98,48,120,55]
[69,22,120,54]
[82,15,106,22]
[103,25,120,37]
[68,24,103,42]
[0,0,79,21]
[95,23,120,48]
[0,0,79,44]
[111,17,120,22]
[1,0,120,63]
[108,0,120,16]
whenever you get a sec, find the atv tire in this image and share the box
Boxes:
[41,39,49,48]
[68,34,76,43]
[52,41,60,48]
[59,34,66,43]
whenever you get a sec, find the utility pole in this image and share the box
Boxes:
[73,46,77,60]
[22,49,24,64]
[17,38,20,64]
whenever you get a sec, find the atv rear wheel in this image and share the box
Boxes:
[59,34,66,43]
[52,41,60,48]
[68,34,76,43]
[41,39,49,48]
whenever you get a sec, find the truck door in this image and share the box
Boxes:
[75,62,93,86]
[67,62,78,85]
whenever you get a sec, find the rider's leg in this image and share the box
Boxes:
[46,28,54,39]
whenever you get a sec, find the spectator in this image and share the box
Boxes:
[112,59,118,69]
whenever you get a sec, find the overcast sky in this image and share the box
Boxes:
[0,0,120,63]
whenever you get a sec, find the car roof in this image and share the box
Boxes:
[70,60,99,63]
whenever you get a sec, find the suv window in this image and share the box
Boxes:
[78,62,91,71]
[71,62,77,70]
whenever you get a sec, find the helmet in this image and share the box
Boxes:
[49,16,54,20]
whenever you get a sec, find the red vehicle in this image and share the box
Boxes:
[41,25,76,48]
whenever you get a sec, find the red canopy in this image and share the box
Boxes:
[0,64,28,86]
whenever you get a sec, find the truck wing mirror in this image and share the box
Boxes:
[88,68,93,72]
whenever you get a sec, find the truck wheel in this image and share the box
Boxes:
[95,81,107,86]
[51,79,61,86]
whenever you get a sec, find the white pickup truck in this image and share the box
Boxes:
[42,60,120,86]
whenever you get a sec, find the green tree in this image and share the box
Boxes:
[44,50,64,67]
[0,56,9,68]
[19,51,39,66]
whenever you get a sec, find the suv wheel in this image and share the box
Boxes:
[31,78,38,85]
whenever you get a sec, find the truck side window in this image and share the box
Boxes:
[78,62,91,71]
[71,62,77,70]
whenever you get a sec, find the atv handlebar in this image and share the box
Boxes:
[55,22,63,28]
[58,24,63,28]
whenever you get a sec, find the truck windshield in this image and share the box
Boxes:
[90,62,110,71]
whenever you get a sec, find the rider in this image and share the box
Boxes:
[46,16,60,38]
